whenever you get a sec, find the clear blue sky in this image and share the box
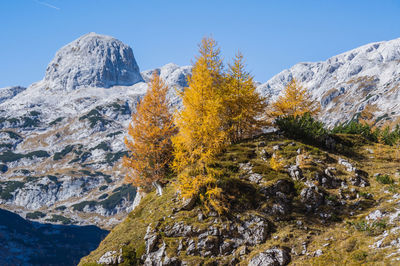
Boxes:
[1,0,400,88]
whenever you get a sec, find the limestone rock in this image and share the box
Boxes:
[249,247,291,266]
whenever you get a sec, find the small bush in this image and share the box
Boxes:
[349,219,387,236]
[275,113,328,145]
[332,120,378,142]
[46,214,72,225]
[376,174,394,185]
[26,211,46,219]
[99,185,108,191]
[55,205,67,211]
[53,145,75,161]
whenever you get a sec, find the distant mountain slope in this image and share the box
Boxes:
[0,207,108,266]
[258,38,400,126]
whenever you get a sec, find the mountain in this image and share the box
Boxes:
[258,38,400,126]
[0,33,191,229]
[44,32,143,91]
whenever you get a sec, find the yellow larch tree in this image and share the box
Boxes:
[224,52,268,143]
[172,37,227,214]
[123,72,176,195]
[269,78,320,118]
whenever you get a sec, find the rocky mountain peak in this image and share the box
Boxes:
[44,32,143,91]
[258,37,400,126]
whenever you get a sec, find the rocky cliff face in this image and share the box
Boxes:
[44,32,143,91]
[258,38,400,126]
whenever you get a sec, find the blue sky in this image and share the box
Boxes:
[1,0,400,88]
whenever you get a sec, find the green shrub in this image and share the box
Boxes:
[26,211,46,219]
[53,145,75,160]
[49,117,64,126]
[349,219,387,236]
[275,113,328,145]
[376,174,394,185]
[90,141,111,151]
[0,181,24,200]
[99,185,108,191]
[98,193,108,200]
[46,214,72,225]
[55,205,67,211]
[332,120,378,142]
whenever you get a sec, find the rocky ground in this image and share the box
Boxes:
[79,132,400,265]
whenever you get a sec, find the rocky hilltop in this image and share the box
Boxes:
[80,133,400,265]
[258,38,400,126]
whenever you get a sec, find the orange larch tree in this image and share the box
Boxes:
[224,52,268,143]
[269,78,320,118]
[123,72,176,195]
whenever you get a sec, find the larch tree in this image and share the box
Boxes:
[224,52,268,143]
[269,78,320,118]
[123,72,176,196]
[172,37,227,214]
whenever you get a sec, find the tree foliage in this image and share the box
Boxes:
[224,52,268,143]
[269,78,320,118]
[172,37,228,214]
[275,113,328,144]
[123,72,176,192]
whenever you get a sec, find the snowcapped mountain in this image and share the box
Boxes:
[258,38,400,126]
[0,33,190,228]
[44,32,143,91]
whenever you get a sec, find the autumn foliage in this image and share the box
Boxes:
[123,72,176,192]
[269,78,320,118]
[224,52,268,143]
[172,37,228,213]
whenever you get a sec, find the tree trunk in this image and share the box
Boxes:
[152,181,163,196]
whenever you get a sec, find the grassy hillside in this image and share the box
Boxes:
[80,132,400,265]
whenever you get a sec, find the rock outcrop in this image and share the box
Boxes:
[44,32,143,91]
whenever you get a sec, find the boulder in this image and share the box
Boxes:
[300,186,324,211]
[249,247,291,266]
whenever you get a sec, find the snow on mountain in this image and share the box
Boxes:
[0,86,26,104]
[258,38,400,126]
[44,32,143,91]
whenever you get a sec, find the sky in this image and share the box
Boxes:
[1,0,400,88]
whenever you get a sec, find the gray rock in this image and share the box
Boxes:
[164,222,192,237]
[144,225,159,254]
[350,175,370,187]
[44,32,143,91]
[288,165,304,181]
[180,196,196,211]
[249,173,263,184]
[144,242,166,266]
[300,186,324,211]
[249,247,291,266]
[97,250,123,265]
[338,158,356,172]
